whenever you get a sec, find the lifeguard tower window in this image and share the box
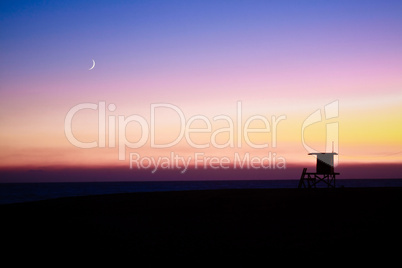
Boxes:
[309,153,337,174]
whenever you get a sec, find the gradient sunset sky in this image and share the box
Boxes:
[0,0,401,181]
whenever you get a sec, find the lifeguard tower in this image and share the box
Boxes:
[298,152,339,188]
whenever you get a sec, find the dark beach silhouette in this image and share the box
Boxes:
[1,187,401,259]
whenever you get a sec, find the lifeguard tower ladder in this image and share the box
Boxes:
[298,152,339,188]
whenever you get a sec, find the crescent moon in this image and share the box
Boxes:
[89,59,95,70]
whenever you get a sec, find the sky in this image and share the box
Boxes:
[0,0,401,181]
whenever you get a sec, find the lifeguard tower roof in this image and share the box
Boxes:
[308,153,338,155]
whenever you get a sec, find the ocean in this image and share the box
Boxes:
[1,179,402,204]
